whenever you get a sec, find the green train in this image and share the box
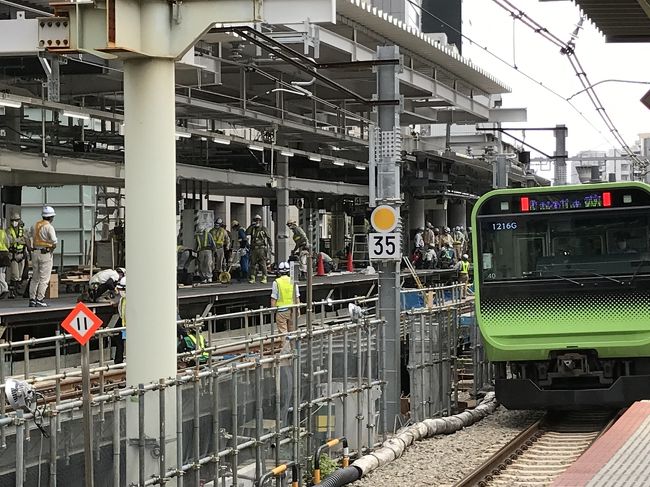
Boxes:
[472,182,650,408]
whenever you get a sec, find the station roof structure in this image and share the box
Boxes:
[0,0,539,197]
[572,0,650,42]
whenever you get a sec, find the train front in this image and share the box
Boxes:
[472,182,650,409]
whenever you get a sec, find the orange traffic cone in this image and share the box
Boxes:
[346,252,354,272]
[316,253,326,276]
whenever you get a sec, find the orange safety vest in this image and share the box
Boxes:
[33,220,54,249]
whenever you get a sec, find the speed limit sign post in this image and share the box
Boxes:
[369,205,401,261]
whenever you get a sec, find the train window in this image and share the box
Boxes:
[478,207,650,282]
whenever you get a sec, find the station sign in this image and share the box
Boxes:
[369,232,401,261]
[369,205,401,261]
[61,302,103,346]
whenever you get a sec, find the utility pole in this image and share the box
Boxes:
[554,124,568,185]
[373,45,402,426]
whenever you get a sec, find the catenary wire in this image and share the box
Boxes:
[403,0,616,148]
[491,0,648,171]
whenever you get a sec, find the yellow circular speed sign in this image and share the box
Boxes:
[370,205,399,233]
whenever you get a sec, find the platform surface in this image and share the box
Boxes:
[553,401,650,486]
[0,268,453,318]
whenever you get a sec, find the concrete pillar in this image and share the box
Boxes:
[428,198,447,228]
[448,199,467,228]
[409,197,425,230]
[124,57,177,485]
[276,156,291,263]
[330,201,346,256]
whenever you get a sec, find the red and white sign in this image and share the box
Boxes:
[61,302,103,346]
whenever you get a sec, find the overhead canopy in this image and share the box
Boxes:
[573,0,650,42]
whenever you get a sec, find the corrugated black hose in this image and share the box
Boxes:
[317,466,362,487]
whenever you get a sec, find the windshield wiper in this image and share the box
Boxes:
[577,270,624,285]
[548,274,584,287]
[629,259,650,285]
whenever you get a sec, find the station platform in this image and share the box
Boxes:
[0,268,458,341]
[553,401,650,486]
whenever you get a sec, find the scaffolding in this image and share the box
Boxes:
[0,284,483,487]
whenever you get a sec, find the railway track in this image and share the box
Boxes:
[455,410,620,487]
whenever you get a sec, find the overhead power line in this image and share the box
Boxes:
[403,0,615,149]
[491,0,648,172]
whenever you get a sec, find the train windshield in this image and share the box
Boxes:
[478,208,650,282]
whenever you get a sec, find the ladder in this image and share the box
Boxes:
[351,234,369,268]
[91,186,125,267]
[95,186,124,239]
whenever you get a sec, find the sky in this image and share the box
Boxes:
[460,0,650,168]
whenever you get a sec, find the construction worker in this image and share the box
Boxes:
[210,218,230,276]
[457,254,471,298]
[433,227,441,250]
[177,326,209,365]
[270,261,300,334]
[287,219,310,277]
[452,226,466,260]
[7,212,27,299]
[423,222,435,250]
[440,226,454,249]
[246,215,273,284]
[287,220,309,254]
[29,206,57,307]
[232,220,250,281]
[0,224,10,300]
[195,224,216,283]
[114,277,126,364]
[89,267,125,302]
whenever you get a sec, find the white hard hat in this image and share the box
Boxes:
[278,262,290,273]
[116,267,126,275]
[254,214,262,220]
[42,206,56,218]
[462,254,469,260]
[216,218,223,225]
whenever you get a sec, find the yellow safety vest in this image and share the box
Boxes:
[195,231,210,250]
[188,333,209,361]
[460,261,470,274]
[33,220,54,249]
[118,296,126,325]
[0,229,8,252]
[275,275,294,308]
[211,227,226,246]
[8,226,24,251]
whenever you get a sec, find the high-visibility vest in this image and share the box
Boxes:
[211,227,226,246]
[8,226,24,252]
[275,275,294,308]
[0,229,8,252]
[460,261,470,274]
[118,296,126,325]
[195,230,210,250]
[187,333,209,362]
[33,220,54,248]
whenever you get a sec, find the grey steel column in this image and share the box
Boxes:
[374,45,402,423]
[554,124,568,186]
[276,155,291,263]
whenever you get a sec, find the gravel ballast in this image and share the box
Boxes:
[350,408,542,487]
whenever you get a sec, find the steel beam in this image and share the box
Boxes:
[375,45,402,428]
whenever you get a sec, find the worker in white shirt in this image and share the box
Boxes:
[89,267,125,302]
[29,206,57,307]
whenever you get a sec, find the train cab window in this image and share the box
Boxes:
[478,207,650,283]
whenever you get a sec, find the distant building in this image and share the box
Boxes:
[569,150,635,184]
